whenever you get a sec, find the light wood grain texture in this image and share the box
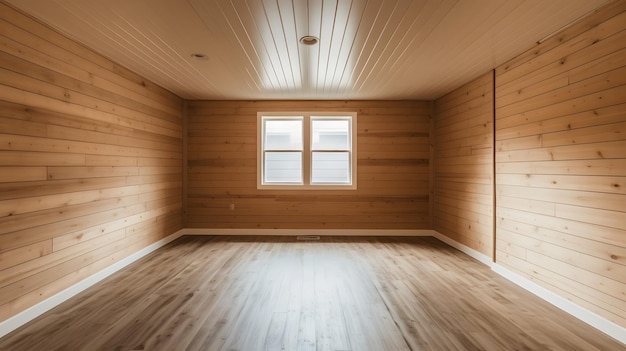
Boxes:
[1,236,623,351]
[433,71,495,258]
[186,100,431,230]
[495,0,626,329]
[0,3,183,324]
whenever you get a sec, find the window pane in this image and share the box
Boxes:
[311,119,349,150]
[311,152,350,184]
[264,119,302,150]
[264,152,302,183]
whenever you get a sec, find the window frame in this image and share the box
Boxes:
[257,111,357,190]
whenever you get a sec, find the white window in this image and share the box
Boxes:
[258,112,357,189]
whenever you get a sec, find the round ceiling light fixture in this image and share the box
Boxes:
[191,53,209,61]
[299,35,319,46]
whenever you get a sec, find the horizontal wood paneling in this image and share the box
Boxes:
[495,0,626,329]
[434,72,494,258]
[186,100,431,230]
[0,3,183,323]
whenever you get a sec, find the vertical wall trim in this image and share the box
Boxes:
[429,101,436,230]
[491,69,497,263]
[182,100,189,227]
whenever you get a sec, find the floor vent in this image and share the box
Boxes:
[297,235,320,241]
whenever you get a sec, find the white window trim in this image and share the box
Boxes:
[257,111,357,190]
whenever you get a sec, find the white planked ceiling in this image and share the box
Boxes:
[6,0,612,100]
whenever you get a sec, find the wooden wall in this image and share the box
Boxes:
[495,0,626,329]
[433,72,494,258]
[0,3,183,323]
[187,100,431,230]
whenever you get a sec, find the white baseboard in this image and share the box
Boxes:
[430,230,494,267]
[181,228,433,237]
[430,230,625,346]
[492,263,626,346]
[0,229,184,339]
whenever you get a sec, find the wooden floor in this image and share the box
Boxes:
[0,236,623,351]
